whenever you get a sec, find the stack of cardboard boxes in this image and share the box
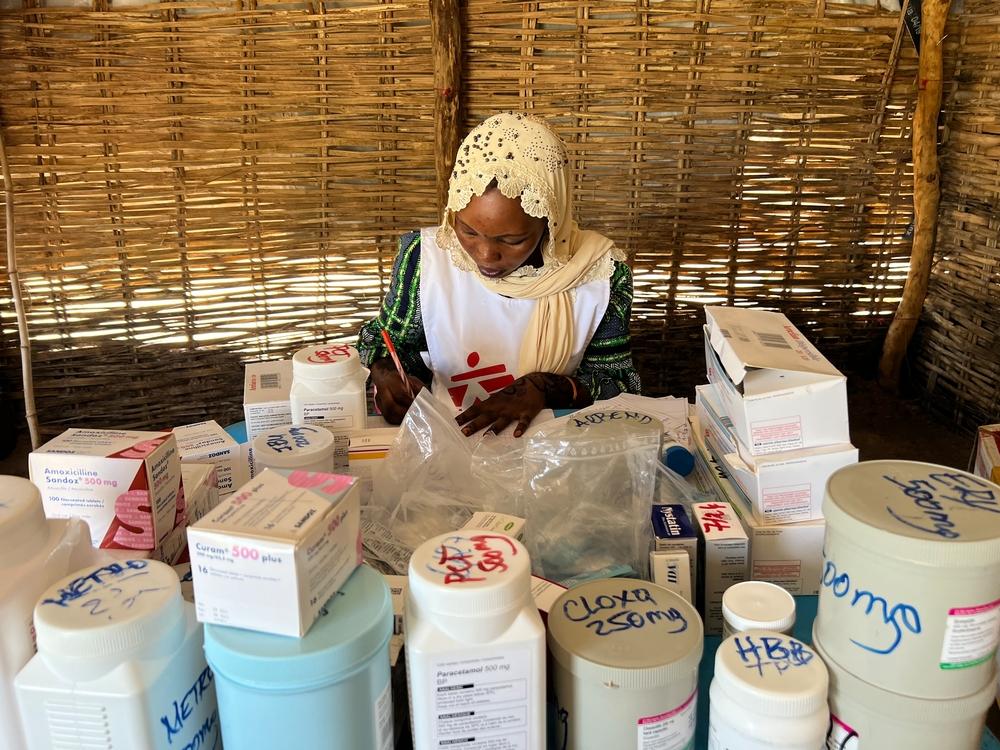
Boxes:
[694,306,858,598]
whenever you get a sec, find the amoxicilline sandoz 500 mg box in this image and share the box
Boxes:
[188,468,362,637]
[29,429,182,551]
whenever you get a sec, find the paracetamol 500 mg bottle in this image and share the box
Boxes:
[547,578,703,750]
[15,559,219,750]
[709,630,828,750]
[290,344,369,432]
[405,530,545,750]
[0,475,92,750]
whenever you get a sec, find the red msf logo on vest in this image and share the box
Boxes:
[448,352,515,408]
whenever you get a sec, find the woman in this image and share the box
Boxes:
[358,112,641,437]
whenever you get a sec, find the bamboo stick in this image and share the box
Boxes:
[878,0,953,389]
[0,123,41,449]
[430,0,461,214]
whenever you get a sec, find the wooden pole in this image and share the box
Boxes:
[0,123,41,449]
[429,0,461,215]
[878,0,953,389]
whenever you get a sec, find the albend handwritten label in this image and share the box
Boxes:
[41,560,171,623]
[733,634,814,677]
[884,472,999,539]
[428,534,516,585]
[571,410,653,429]
[562,587,688,637]
[822,559,922,655]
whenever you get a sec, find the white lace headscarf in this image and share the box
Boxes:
[435,112,624,377]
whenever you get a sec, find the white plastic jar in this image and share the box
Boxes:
[251,423,335,474]
[290,344,369,432]
[722,580,796,639]
[405,530,545,750]
[15,559,219,750]
[548,578,703,750]
[709,630,828,750]
[0,475,92,750]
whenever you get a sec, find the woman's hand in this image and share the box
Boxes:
[456,372,584,438]
[371,358,426,425]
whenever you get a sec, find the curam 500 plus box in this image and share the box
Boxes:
[188,468,361,637]
[29,429,182,551]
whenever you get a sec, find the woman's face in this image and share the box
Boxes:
[454,188,547,279]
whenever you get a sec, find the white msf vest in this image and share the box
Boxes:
[418,227,610,412]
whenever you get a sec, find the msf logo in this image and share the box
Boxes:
[447,352,515,409]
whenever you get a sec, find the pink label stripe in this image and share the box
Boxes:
[832,714,856,733]
[637,687,697,725]
[948,598,1000,616]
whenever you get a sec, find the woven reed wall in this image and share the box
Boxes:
[912,0,1000,431]
[1,0,920,435]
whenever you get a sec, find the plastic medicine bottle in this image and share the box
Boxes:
[290,344,369,432]
[405,529,545,750]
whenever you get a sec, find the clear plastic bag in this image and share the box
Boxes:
[369,390,524,550]
[521,408,662,582]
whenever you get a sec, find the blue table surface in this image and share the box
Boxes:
[697,596,999,750]
[227,421,998,749]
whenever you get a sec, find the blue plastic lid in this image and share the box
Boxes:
[663,444,695,476]
[204,564,392,690]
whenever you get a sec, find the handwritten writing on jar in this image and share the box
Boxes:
[884,472,999,539]
[42,560,150,608]
[734,634,814,677]
[822,559,922,655]
[429,534,517,585]
[161,666,214,746]
[562,587,688,637]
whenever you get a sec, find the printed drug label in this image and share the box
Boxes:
[826,714,859,750]
[940,597,1000,670]
[637,689,696,750]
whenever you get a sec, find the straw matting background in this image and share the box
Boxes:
[912,0,1000,431]
[0,0,969,437]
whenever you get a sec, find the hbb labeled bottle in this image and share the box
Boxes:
[405,530,545,750]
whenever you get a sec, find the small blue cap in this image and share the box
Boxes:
[663,444,695,477]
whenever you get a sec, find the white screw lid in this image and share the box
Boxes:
[408,530,531,618]
[714,629,828,718]
[0,475,48,553]
[251,424,335,469]
[722,581,796,634]
[34,559,184,678]
[292,344,362,380]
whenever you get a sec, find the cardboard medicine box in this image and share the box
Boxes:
[703,306,849,456]
[462,511,526,541]
[651,504,698,597]
[972,424,1000,485]
[181,462,220,527]
[692,500,748,636]
[188,468,362,637]
[29,429,182,550]
[243,360,294,444]
[173,420,248,496]
[649,550,693,603]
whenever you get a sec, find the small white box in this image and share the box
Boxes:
[29,429,182,550]
[704,307,850,456]
[692,500,748,636]
[695,427,825,595]
[181,462,220,526]
[462,511,526,541]
[347,427,399,505]
[243,360,294,446]
[188,468,362,637]
[650,504,698,597]
[972,424,1000,486]
[649,550,693,603]
[173,420,248,497]
[697,385,856,525]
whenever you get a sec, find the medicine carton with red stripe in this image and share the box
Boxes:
[29,428,182,551]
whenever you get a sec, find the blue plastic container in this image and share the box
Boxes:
[204,564,394,749]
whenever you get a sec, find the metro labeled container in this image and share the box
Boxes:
[290,343,370,432]
[816,460,1000,699]
[0,475,92,750]
[406,530,546,750]
[250,422,336,474]
[814,627,995,750]
[708,630,828,750]
[204,563,394,750]
[547,578,703,750]
[15,559,218,750]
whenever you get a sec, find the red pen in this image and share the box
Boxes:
[381,329,414,399]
